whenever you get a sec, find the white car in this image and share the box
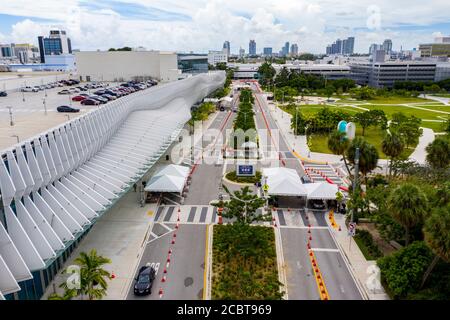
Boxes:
[58,89,71,95]
[21,86,35,92]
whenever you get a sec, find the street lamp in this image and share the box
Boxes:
[6,106,14,126]
[42,98,47,115]
[350,147,360,223]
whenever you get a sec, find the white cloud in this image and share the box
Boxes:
[0,0,449,53]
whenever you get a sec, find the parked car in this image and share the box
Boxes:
[21,86,34,92]
[81,99,100,106]
[89,95,108,104]
[58,89,71,95]
[133,265,155,296]
[0,91,7,97]
[100,94,116,101]
[57,105,80,113]
[72,95,87,102]
[310,200,326,210]
[301,176,312,184]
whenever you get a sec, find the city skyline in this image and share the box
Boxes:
[0,1,449,54]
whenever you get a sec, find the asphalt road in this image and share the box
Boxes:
[184,109,236,205]
[127,223,207,300]
[252,87,305,175]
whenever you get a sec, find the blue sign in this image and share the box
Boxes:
[237,164,255,176]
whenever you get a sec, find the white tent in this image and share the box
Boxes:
[304,182,338,200]
[145,164,190,194]
[262,167,307,196]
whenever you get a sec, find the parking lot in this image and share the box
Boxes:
[0,79,155,150]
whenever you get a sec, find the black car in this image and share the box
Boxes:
[89,95,108,104]
[0,91,7,97]
[57,105,80,113]
[133,265,156,296]
[301,175,312,184]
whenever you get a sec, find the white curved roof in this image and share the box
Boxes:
[0,71,225,296]
[304,182,339,200]
[263,167,307,196]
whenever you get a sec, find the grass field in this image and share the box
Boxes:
[308,126,416,159]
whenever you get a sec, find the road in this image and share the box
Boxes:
[249,83,362,300]
[127,223,207,300]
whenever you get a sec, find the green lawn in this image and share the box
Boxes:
[308,126,416,159]
[359,97,432,104]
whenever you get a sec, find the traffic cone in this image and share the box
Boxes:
[178,207,181,213]
[168,249,172,254]
[163,267,167,274]
[159,287,163,298]
[167,256,171,263]
[288,207,291,212]
[309,236,312,241]
[171,239,175,244]
[110,272,116,279]
[162,275,166,283]
[338,226,341,231]
[173,233,177,238]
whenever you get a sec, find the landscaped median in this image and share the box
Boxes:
[211,223,283,300]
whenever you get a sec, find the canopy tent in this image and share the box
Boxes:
[145,164,190,194]
[262,167,307,196]
[304,182,339,200]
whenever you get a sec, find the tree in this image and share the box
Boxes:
[377,241,434,298]
[346,137,379,181]
[60,249,112,300]
[213,185,268,224]
[421,205,450,288]
[354,111,376,136]
[257,62,276,86]
[387,183,428,246]
[426,137,450,169]
[328,130,351,175]
[324,85,335,101]
[382,132,405,177]
[390,113,423,149]
[350,86,376,100]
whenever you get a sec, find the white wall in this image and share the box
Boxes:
[75,51,180,82]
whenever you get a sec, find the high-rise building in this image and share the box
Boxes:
[249,40,256,56]
[344,37,355,55]
[223,41,230,56]
[290,43,299,56]
[0,44,13,57]
[382,39,393,54]
[281,42,290,56]
[38,30,72,63]
[369,43,381,55]
[326,37,354,55]
[239,47,245,58]
[263,47,273,57]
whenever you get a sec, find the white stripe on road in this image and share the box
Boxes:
[311,248,340,252]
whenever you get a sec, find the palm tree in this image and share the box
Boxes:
[328,130,351,176]
[425,137,450,169]
[421,205,450,288]
[387,183,428,246]
[61,249,112,300]
[382,132,405,177]
[346,137,379,183]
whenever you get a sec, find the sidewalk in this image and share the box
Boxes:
[409,127,435,165]
[328,214,389,300]
[41,186,157,300]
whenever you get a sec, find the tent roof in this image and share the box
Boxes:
[145,175,185,193]
[144,164,190,193]
[304,183,339,200]
[262,167,307,196]
[154,164,190,178]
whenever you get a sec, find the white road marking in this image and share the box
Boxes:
[311,248,340,252]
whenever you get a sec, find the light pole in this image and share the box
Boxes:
[42,98,47,115]
[6,106,14,126]
[350,147,360,223]
[22,89,25,102]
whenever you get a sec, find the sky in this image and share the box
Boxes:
[0,0,449,54]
